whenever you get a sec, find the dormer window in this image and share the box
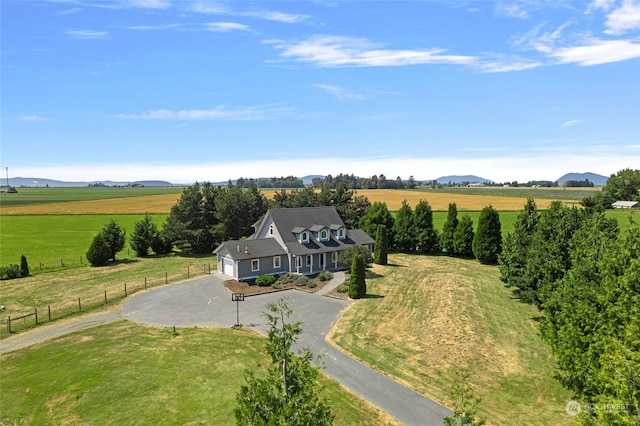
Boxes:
[301,231,309,243]
[319,229,329,241]
[337,228,346,240]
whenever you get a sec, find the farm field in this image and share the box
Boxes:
[0,214,169,270]
[1,186,583,214]
[0,322,397,425]
[328,253,574,426]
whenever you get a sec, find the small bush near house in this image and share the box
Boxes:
[307,282,317,289]
[335,284,349,293]
[271,282,280,289]
[294,275,312,287]
[318,271,333,281]
[255,274,277,287]
[277,273,298,285]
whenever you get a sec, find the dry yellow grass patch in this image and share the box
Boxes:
[0,194,181,215]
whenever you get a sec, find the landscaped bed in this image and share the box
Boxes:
[223,271,335,296]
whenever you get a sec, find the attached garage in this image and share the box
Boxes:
[221,257,234,277]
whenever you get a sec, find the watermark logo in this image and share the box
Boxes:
[565,400,582,417]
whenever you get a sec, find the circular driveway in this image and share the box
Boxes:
[121,274,350,344]
[121,273,453,425]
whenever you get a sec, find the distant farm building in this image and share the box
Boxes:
[612,201,640,209]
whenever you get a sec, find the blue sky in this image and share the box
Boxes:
[2,0,639,183]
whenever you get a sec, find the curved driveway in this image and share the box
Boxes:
[122,274,452,425]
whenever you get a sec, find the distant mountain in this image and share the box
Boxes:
[434,175,494,184]
[5,177,175,187]
[556,172,608,186]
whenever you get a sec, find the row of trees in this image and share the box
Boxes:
[498,198,639,424]
[233,176,305,189]
[311,173,418,190]
[359,200,502,263]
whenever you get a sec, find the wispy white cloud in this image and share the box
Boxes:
[312,84,366,100]
[561,119,584,127]
[187,2,308,23]
[497,2,530,19]
[128,23,183,31]
[122,0,171,9]
[204,22,250,32]
[66,29,108,39]
[479,58,543,72]
[270,35,476,67]
[603,0,640,34]
[20,114,47,122]
[114,105,293,121]
[551,38,640,65]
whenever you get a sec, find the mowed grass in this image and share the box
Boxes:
[0,322,398,426]
[0,254,215,337]
[328,254,574,426]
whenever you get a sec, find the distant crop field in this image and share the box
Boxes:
[0,186,183,209]
[416,185,601,201]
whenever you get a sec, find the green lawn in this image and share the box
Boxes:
[0,214,169,271]
[0,322,396,425]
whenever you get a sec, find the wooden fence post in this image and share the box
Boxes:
[124,283,127,297]
[105,291,108,305]
[48,305,51,321]
[7,316,11,334]
[35,308,38,324]
[144,277,147,289]
[165,272,168,284]
[78,298,81,312]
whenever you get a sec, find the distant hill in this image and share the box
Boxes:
[6,177,175,187]
[434,175,494,185]
[556,172,608,186]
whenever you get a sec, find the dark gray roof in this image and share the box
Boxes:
[214,238,286,261]
[259,206,346,244]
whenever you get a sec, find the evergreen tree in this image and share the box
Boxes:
[517,202,582,307]
[453,214,475,258]
[101,219,126,261]
[414,200,440,254]
[373,224,388,265]
[235,299,334,425]
[348,254,367,299]
[440,202,458,255]
[86,233,111,266]
[359,201,395,247]
[472,205,502,263]
[393,200,415,252]
[130,213,159,257]
[19,255,29,277]
[498,198,538,286]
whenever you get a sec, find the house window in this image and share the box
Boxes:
[306,255,312,266]
[331,252,338,263]
[251,259,259,272]
[337,228,345,239]
[320,229,328,241]
[273,256,281,269]
[296,256,302,267]
[301,231,309,243]
[269,224,274,236]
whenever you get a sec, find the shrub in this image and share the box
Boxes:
[335,284,349,293]
[86,233,111,267]
[348,254,367,299]
[20,255,29,277]
[277,273,298,285]
[0,264,21,280]
[271,282,280,289]
[307,282,317,289]
[318,271,333,281]
[255,274,277,287]
[294,275,311,287]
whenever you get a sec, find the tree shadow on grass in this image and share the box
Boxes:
[362,293,384,299]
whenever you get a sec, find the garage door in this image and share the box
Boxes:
[222,257,234,277]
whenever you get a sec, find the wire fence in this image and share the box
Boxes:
[1,263,214,337]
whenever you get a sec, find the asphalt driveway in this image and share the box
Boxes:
[121,274,452,425]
